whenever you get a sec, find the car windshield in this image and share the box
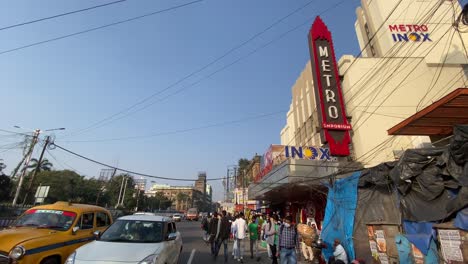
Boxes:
[15,209,77,231]
[100,220,164,243]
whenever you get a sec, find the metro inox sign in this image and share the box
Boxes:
[308,16,351,156]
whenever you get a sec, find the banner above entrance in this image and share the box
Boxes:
[254,145,334,183]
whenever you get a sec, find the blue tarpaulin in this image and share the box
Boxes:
[321,171,361,261]
[402,221,436,255]
[395,234,415,264]
[454,207,468,231]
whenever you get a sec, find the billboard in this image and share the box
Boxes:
[255,145,286,183]
[254,145,334,183]
[308,16,352,156]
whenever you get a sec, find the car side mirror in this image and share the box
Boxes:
[72,226,80,235]
[93,230,101,239]
[167,233,177,241]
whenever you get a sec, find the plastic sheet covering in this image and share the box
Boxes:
[395,234,415,264]
[353,187,401,263]
[454,207,468,231]
[386,126,468,221]
[424,238,439,264]
[439,125,468,186]
[399,188,451,221]
[402,221,435,255]
[321,171,361,262]
[359,162,395,188]
[446,186,468,216]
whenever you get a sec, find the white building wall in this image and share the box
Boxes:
[355,0,467,63]
[280,62,322,148]
[347,0,468,166]
[281,0,468,167]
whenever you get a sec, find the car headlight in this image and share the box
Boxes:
[65,251,76,264]
[138,254,157,264]
[9,246,25,260]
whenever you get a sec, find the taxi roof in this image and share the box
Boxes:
[117,214,172,222]
[31,201,109,214]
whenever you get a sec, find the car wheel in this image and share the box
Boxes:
[41,256,60,264]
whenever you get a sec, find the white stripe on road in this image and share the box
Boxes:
[187,249,196,264]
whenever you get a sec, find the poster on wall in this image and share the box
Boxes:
[367,225,391,264]
[438,229,463,262]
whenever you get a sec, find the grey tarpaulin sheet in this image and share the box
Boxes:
[375,125,468,222]
[353,187,401,263]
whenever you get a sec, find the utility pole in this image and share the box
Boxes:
[22,136,50,205]
[135,185,140,212]
[120,177,129,207]
[225,168,229,202]
[116,173,125,208]
[12,129,40,206]
[243,169,247,211]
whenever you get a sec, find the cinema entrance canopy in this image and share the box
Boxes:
[248,145,361,203]
[388,88,468,137]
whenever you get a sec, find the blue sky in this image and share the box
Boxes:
[0,0,365,201]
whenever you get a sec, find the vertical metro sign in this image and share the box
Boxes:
[308,16,351,156]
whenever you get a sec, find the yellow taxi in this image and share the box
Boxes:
[0,201,113,264]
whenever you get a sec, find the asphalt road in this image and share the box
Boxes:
[177,221,272,264]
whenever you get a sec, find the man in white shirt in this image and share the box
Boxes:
[332,239,348,264]
[233,212,248,263]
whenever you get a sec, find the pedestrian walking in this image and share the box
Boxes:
[278,215,299,264]
[265,214,280,264]
[208,212,220,256]
[232,214,239,258]
[262,214,273,259]
[201,215,210,243]
[248,215,261,261]
[232,212,248,263]
[214,210,231,263]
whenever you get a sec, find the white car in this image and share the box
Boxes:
[172,214,182,222]
[66,215,183,264]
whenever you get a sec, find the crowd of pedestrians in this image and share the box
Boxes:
[200,211,358,264]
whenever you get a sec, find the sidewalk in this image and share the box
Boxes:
[226,239,309,264]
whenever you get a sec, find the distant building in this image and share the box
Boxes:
[206,184,212,204]
[145,184,203,212]
[194,172,212,211]
[134,178,147,191]
[195,172,207,196]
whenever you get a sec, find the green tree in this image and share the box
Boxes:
[32,170,83,203]
[176,192,190,211]
[27,158,53,173]
[237,158,250,188]
[105,174,136,209]
[0,174,12,202]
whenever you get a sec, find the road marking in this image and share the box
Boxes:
[187,249,196,264]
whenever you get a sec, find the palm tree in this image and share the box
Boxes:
[27,158,53,173]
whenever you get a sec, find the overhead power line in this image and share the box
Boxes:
[51,142,363,182]
[0,128,32,137]
[0,0,204,56]
[0,0,128,32]
[61,0,349,139]
[52,143,243,182]
[58,110,286,143]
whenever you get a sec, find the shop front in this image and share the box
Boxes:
[249,157,360,228]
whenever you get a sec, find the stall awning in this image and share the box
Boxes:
[388,88,468,136]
